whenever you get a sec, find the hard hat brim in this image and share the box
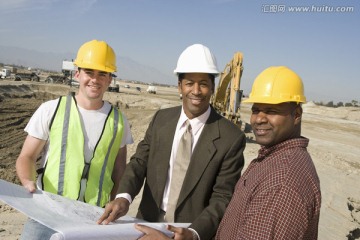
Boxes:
[173,71,219,77]
[242,96,306,104]
[74,62,116,73]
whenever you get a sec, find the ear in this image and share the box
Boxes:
[210,78,215,93]
[178,80,182,94]
[293,105,302,125]
[74,70,80,79]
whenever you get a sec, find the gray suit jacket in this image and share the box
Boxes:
[118,106,245,240]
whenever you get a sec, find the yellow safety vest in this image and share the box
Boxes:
[41,95,123,207]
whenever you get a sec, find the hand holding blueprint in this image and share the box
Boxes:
[0,179,190,240]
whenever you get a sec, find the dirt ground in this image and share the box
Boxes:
[0,80,359,240]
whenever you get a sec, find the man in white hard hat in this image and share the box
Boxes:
[98,44,246,240]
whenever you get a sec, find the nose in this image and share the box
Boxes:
[192,83,201,95]
[90,73,101,82]
[254,111,268,124]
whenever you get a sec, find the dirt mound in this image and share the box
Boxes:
[303,102,360,122]
[0,84,62,185]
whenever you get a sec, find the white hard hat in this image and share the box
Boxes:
[174,44,220,76]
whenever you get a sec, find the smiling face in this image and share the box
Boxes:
[75,68,112,101]
[178,73,214,119]
[250,102,302,147]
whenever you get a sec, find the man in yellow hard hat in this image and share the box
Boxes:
[216,66,322,239]
[16,40,133,239]
[98,44,246,240]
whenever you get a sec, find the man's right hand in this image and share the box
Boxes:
[23,180,36,193]
[97,197,130,225]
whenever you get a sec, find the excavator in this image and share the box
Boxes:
[210,52,246,130]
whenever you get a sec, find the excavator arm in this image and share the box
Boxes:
[210,52,244,127]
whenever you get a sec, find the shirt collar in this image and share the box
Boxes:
[256,137,309,161]
[179,106,211,135]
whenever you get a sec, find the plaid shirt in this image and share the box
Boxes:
[216,138,321,240]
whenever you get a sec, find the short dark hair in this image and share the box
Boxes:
[178,73,215,82]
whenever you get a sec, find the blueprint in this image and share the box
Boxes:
[0,179,190,240]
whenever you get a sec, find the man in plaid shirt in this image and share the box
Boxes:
[216,66,321,240]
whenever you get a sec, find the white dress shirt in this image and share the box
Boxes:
[161,107,210,211]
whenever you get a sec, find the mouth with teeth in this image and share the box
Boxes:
[87,84,101,90]
[189,97,204,105]
[254,128,270,136]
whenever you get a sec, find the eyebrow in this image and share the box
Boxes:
[83,69,108,75]
[251,106,283,112]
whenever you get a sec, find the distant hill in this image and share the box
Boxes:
[0,45,173,85]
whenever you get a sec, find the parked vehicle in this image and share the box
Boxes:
[108,79,119,92]
[147,86,157,94]
[45,75,68,84]
[15,72,40,82]
[0,69,11,79]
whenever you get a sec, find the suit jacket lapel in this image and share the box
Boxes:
[177,108,220,207]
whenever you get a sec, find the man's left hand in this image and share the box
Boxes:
[135,224,194,240]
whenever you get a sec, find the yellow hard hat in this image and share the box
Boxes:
[74,40,117,73]
[243,66,306,104]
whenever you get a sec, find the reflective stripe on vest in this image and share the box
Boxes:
[42,95,124,207]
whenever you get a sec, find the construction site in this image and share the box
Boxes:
[0,52,359,239]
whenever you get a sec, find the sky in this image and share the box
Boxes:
[0,0,359,103]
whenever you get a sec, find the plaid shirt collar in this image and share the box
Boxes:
[256,137,309,161]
